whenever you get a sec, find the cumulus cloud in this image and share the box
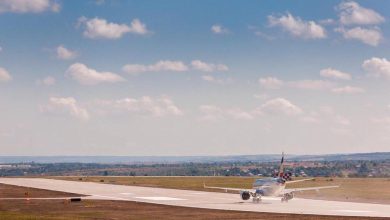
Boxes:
[191,60,229,72]
[334,115,351,126]
[362,57,390,79]
[259,77,284,89]
[56,45,78,60]
[211,25,229,34]
[301,107,352,129]
[268,13,326,39]
[320,68,352,80]
[201,75,232,84]
[337,1,384,26]
[288,80,335,90]
[96,96,183,117]
[40,97,90,121]
[78,17,150,39]
[259,77,335,90]
[66,63,125,85]
[199,98,302,121]
[331,86,365,94]
[371,116,390,125]
[260,98,302,116]
[0,0,60,13]
[37,76,56,86]
[199,105,254,121]
[123,60,189,75]
[0,67,11,82]
[335,27,382,46]
[123,60,228,75]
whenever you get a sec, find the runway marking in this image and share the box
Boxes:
[120,193,133,195]
[335,210,373,213]
[188,192,207,195]
[135,196,186,201]
[92,194,127,200]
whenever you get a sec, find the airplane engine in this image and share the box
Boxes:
[240,191,251,200]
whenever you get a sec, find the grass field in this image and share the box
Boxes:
[0,183,383,220]
[51,176,390,204]
[0,183,83,198]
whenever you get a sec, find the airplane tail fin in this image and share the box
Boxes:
[278,152,284,178]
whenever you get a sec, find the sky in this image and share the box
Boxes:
[1,0,390,156]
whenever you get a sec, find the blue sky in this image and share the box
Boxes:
[1,0,390,156]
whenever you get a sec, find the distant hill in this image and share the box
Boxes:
[0,152,389,164]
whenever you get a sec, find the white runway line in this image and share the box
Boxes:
[135,196,186,201]
[334,210,373,213]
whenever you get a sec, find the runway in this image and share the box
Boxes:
[0,178,389,217]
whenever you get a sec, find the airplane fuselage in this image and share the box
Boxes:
[252,177,286,197]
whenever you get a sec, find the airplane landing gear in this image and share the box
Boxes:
[281,192,294,203]
[251,193,262,203]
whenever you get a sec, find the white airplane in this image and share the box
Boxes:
[204,153,339,203]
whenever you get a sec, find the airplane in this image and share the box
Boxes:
[204,153,339,203]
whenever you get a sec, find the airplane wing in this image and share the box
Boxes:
[283,185,339,194]
[203,183,252,192]
[285,178,314,184]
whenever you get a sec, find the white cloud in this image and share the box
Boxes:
[96,96,183,117]
[199,98,302,121]
[66,63,125,85]
[371,116,390,125]
[334,115,351,126]
[362,57,390,80]
[302,115,321,124]
[260,98,302,116]
[56,45,78,60]
[288,80,335,90]
[41,97,90,121]
[253,93,269,100]
[0,0,60,13]
[337,1,384,26]
[123,60,228,75]
[268,13,326,39]
[301,107,352,130]
[37,76,56,86]
[78,17,150,39]
[95,0,105,6]
[211,25,229,34]
[331,86,365,94]
[0,67,11,82]
[199,105,254,121]
[191,60,228,72]
[320,68,351,80]
[259,77,335,90]
[319,18,336,25]
[201,75,232,84]
[259,77,284,89]
[331,127,352,136]
[123,60,189,75]
[336,27,382,46]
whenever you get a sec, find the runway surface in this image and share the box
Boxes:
[0,178,389,217]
